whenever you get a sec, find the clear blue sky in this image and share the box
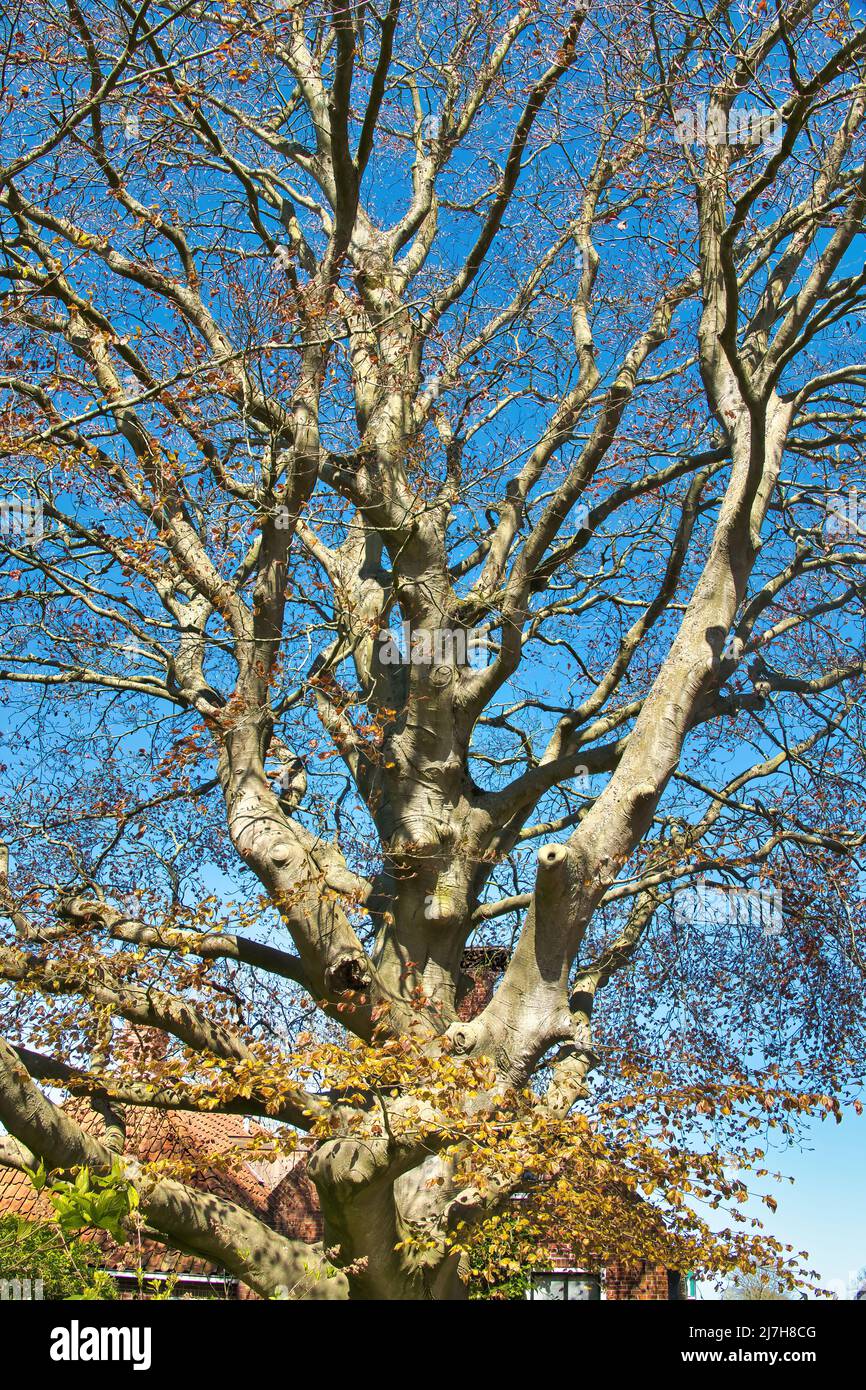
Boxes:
[698,1109,865,1298]
[764,1112,865,1297]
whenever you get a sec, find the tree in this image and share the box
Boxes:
[724,1268,793,1300]
[0,0,864,1300]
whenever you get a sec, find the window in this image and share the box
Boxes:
[528,1271,601,1301]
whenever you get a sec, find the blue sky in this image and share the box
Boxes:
[776,1111,866,1296]
[697,1110,866,1297]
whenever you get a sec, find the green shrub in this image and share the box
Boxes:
[0,1213,116,1300]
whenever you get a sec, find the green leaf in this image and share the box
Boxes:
[25,1160,47,1191]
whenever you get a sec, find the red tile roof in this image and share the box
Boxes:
[0,1102,307,1281]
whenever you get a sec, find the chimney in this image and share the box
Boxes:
[456,947,510,1020]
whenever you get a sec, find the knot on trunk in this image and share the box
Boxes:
[537,843,569,872]
[447,1019,481,1056]
[324,953,372,995]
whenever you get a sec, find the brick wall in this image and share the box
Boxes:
[456,948,510,1020]
[456,969,497,1020]
[604,1261,670,1300]
[267,1165,323,1245]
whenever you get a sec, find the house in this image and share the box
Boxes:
[0,1009,692,1300]
[0,1100,693,1300]
[0,1101,320,1298]
[527,1254,696,1300]
[0,1103,693,1299]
